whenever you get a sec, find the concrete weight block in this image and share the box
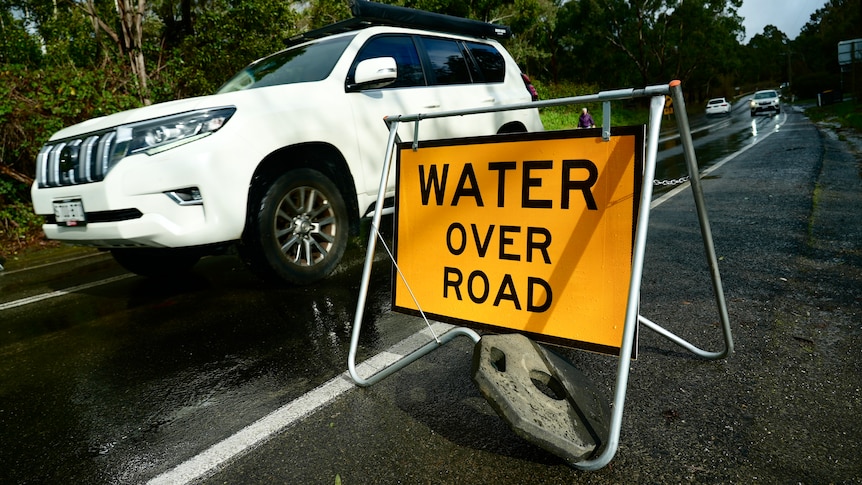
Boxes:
[471,333,610,465]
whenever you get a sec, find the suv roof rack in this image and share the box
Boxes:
[287,0,512,47]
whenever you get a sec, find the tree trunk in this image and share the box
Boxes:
[0,164,33,186]
[80,0,150,104]
[117,0,150,104]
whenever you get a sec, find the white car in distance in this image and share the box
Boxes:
[750,89,781,116]
[705,97,731,116]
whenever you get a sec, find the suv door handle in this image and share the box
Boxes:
[482,97,496,103]
[424,104,441,109]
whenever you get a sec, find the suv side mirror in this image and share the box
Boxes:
[350,57,397,91]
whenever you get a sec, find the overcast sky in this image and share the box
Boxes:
[738,0,825,43]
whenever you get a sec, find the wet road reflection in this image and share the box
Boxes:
[654,104,784,189]
[0,245,405,483]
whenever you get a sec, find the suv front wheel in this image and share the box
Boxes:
[242,168,349,285]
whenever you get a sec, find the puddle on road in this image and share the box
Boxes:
[654,116,776,192]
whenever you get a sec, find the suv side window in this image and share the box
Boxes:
[420,37,471,85]
[349,35,425,88]
[465,41,505,83]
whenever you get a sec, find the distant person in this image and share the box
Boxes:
[578,107,595,128]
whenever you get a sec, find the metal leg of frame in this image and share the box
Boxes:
[662,81,734,359]
[576,85,733,469]
[347,119,480,388]
[572,94,667,471]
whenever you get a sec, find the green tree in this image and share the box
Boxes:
[744,25,788,87]
[665,0,743,99]
[393,0,507,21]
[7,0,106,68]
[797,0,862,73]
[498,0,559,80]
[554,0,632,85]
[305,0,351,29]
[552,0,742,98]
[0,9,42,65]
[71,0,151,103]
[793,0,862,98]
[155,0,301,100]
[0,63,140,185]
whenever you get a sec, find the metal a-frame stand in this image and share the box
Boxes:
[347,80,733,470]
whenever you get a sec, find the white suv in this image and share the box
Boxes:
[750,89,780,116]
[30,1,542,284]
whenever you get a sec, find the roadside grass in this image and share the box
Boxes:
[534,80,652,130]
[539,104,652,131]
[803,98,862,131]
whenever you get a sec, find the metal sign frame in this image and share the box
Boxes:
[347,80,733,470]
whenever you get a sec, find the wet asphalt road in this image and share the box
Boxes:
[2,103,861,484]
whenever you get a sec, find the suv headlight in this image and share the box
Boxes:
[115,107,236,157]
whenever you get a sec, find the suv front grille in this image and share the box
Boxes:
[37,131,118,188]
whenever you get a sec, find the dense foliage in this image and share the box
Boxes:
[1,0,860,253]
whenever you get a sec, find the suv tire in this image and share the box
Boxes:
[242,169,349,285]
[111,247,202,277]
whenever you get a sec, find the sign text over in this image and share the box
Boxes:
[393,128,644,354]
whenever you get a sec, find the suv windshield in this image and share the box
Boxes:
[218,35,355,93]
[754,91,778,99]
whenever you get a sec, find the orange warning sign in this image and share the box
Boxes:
[393,127,644,355]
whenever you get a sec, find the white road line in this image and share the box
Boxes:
[147,321,454,485]
[0,273,136,311]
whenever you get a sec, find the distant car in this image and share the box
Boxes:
[750,89,780,116]
[705,97,731,116]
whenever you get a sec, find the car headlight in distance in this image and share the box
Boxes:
[115,107,237,157]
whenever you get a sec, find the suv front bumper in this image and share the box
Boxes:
[31,134,257,249]
[750,102,780,114]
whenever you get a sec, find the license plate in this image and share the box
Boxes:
[53,199,87,226]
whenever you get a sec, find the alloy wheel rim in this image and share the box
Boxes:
[274,186,337,267]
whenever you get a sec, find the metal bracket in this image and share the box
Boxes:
[602,101,611,141]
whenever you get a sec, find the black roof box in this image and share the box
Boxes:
[287,1,512,46]
[349,0,512,39]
